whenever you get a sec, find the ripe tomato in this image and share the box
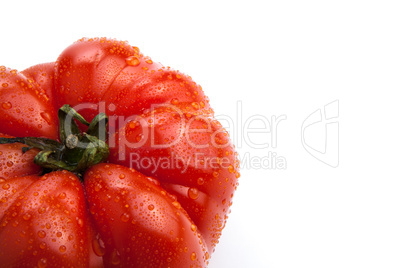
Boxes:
[0,37,239,267]
[0,66,58,139]
[21,62,56,105]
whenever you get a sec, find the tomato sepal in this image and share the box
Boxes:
[0,105,109,176]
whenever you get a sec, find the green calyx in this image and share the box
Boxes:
[0,105,109,176]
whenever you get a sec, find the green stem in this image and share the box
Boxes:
[0,105,109,177]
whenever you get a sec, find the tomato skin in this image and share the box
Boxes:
[0,176,38,220]
[0,37,239,267]
[54,37,212,128]
[54,37,150,122]
[85,163,208,267]
[21,62,56,105]
[0,66,58,139]
[0,134,42,180]
[0,171,103,268]
[108,106,239,252]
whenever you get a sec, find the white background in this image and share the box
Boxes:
[1,1,402,267]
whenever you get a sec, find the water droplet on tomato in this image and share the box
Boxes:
[191,224,197,232]
[40,112,52,125]
[132,46,140,53]
[191,252,197,261]
[38,258,48,268]
[170,98,179,105]
[228,164,234,173]
[39,242,47,249]
[213,171,219,178]
[197,178,204,185]
[126,56,140,66]
[128,120,138,129]
[148,204,155,211]
[22,213,32,221]
[59,245,67,253]
[191,102,200,110]
[145,58,153,64]
[120,213,130,222]
[172,201,181,209]
[2,102,12,110]
[38,207,46,214]
[188,188,199,200]
[2,183,10,190]
[111,249,121,265]
[20,230,27,237]
[37,230,46,238]
[92,238,106,256]
[145,177,160,186]
[94,183,102,192]
[1,83,8,88]
[135,134,143,142]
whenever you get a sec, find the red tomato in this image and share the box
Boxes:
[0,37,239,267]
[22,62,56,106]
[108,106,239,252]
[0,66,58,139]
[54,38,212,127]
[0,171,103,267]
[0,133,41,179]
[85,163,208,267]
